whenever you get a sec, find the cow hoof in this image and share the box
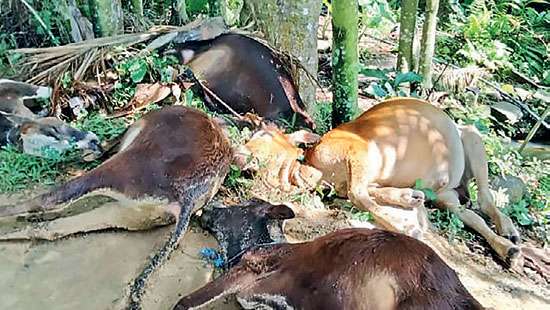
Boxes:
[402,189,425,207]
[507,246,523,272]
[496,216,521,244]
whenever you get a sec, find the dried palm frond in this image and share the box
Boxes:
[434,65,489,93]
[10,18,225,87]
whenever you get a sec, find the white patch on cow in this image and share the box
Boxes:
[237,294,294,310]
[180,49,195,64]
[119,120,144,151]
[34,86,52,98]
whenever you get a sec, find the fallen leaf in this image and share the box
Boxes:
[127,83,172,109]
[171,83,182,103]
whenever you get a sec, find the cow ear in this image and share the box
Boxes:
[286,130,320,145]
[264,204,295,220]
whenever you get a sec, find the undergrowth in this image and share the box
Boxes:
[0,145,78,193]
[440,94,549,243]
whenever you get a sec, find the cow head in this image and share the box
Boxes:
[234,124,323,191]
[199,198,295,267]
[18,116,102,161]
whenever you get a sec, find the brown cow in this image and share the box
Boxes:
[173,33,315,129]
[0,105,233,310]
[236,97,520,266]
[176,201,486,310]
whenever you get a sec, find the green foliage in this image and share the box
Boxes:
[414,179,438,201]
[0,145,78,193]
[115,52,178,84]
[429,209,474,242]
[23,0,72,46]
[504,199,534,226]
[313,101,333,135]
[223,164,252,189]
[341,200,375,222]
[75,113,130,141]
[358,0,396,30]
[0,33,20,77]
[186,0,223,18]
[360,67,423,98]
[113,52,178,107]
[438,0,550,85]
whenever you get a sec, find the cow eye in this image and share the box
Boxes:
[45,127,61,139]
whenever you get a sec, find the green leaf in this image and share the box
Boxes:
[516,212,533,226]
[360,68,389,80]
[423,189,438,201]
[129,60,148,83]
[372,83,387,97]
[394,71,423,86]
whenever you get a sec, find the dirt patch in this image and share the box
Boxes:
[0,224,223,310]
[425,233,550,309]
[1,187,548,310]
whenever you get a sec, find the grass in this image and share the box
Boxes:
[0,111,132,194]
[75,113,130,141]
[429,209,474,242]
[0,145,73,193]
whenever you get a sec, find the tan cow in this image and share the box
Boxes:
[236,97,520,265]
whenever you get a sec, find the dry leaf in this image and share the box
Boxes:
[171,83,182,104]
[127,83,172,109]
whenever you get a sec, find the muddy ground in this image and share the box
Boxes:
[0,192,548,310]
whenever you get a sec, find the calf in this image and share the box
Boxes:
[0,79,101,160]
[198,198,295,267]
[175,201,486,310]
[173,33,315,128]
[237,97,520,266]
[0,106,233,310]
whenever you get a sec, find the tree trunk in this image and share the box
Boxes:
[247,0,321,114]
[130,0,143,17]
[90,0,123,36]
[221,0,244,26]
[175,0,189,24]
[397,0,419,72]
[419,0,440,89]
[331,0,359,126]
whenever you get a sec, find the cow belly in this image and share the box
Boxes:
[369,138,464,190]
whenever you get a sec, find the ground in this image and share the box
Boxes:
[1,188,549,310]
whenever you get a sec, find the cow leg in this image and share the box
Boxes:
[460,125,520,243]
[347,157,426,239]
[0,201,175,241]
[368,187,426,208]
[435,189,521,268]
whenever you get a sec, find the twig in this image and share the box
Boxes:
[519,105,550,154]
[196,79,245,121]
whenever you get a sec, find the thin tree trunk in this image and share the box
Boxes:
[130,0,143,17]
[247,0,322,115]
[175,0,189,24]
[90,0,123,36]
[331,0,359,126]
[397,0,419,72]
[419,0,440,89]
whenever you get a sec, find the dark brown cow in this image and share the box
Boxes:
[173,33,315,128]
[176,201,486,310]
[0,106,233,310]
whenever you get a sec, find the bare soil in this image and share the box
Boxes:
[1,191,548,309]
